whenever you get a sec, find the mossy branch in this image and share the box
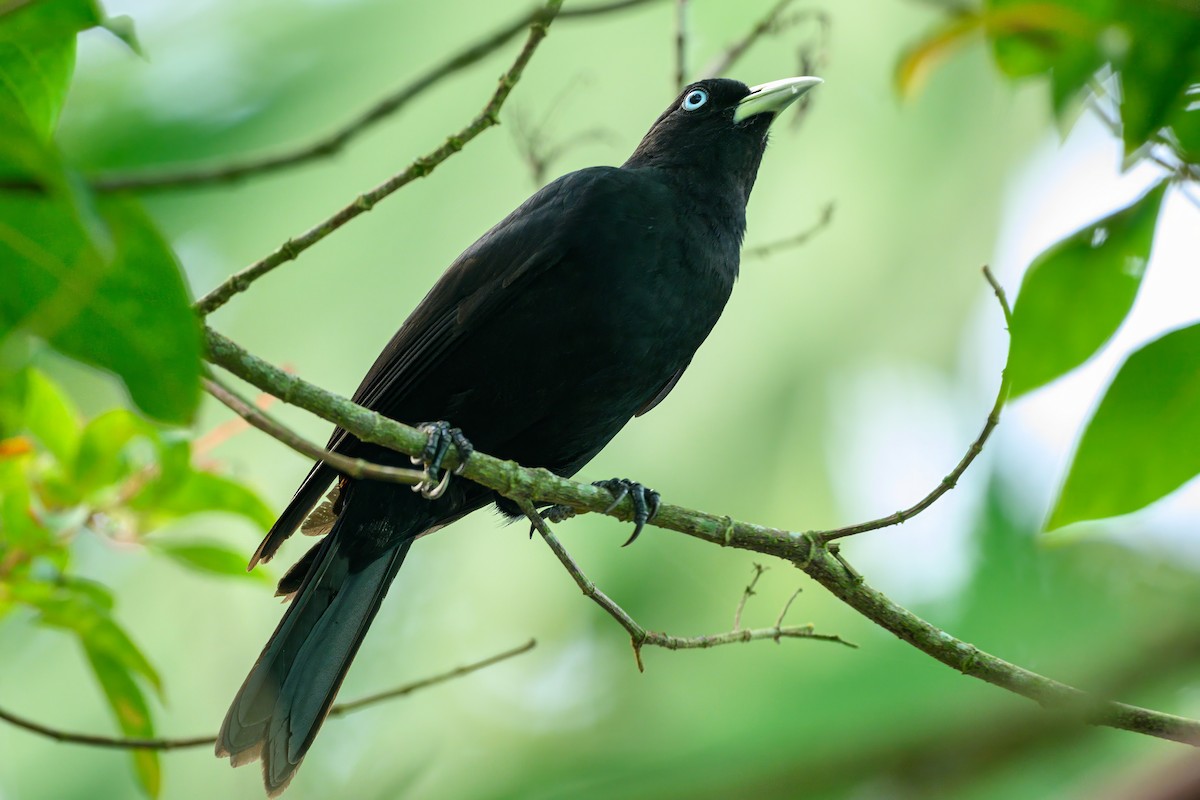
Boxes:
[202,323,1200,747]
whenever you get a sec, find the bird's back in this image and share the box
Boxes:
[341,164,742,478]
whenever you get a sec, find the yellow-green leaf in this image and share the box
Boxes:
[23,368,81,464]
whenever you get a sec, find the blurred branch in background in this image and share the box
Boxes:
[0,639,535,751]
[674,0,689,91]
[85,0,663,193]
[699,0,831,131]
[510,79,621,187]
[700,0,801,77]
[743,201,835,258]
[700,0,830,128]
[192,0,565,316]
[521,500,854,672]
[738,621,1200,797]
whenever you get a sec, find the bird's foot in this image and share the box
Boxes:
[529,503,579,539]
[410,421,474,499]
[594,478,661,547]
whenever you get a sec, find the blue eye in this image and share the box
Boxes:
[681,88,708,111]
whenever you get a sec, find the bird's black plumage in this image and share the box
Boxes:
[217,75,819,795]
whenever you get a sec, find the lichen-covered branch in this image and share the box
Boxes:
[193,0,565,317]
[202,318,1200,746]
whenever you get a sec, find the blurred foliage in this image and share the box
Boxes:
[0,1,200,425]
[0,0,1198,799]
[905,0,1200,530]
[0,361,273,797]
[0,7,245,790]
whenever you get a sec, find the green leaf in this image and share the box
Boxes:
[35,584,163,695]
[1114,5,1200,153]
[83,646,161,798]
[0,443,41,551]
[100,14,142,56]
[0,184,202,425]
[1168,84,1200,163]
[0,0,104,34]
[1048,323,1200,530]
[135,469,275,530]
[1008,180,1166,397]
[23,563,164,798]
[73,408,152,494]
[151,540,267,582]
[22,367,81,464]
[0,2,83,137]
[144,433,192,501]
[0,0,122,136]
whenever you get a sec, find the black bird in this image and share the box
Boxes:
[217,75,821,795]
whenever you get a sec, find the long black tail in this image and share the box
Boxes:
[216,513,412,796]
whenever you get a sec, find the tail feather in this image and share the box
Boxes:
[217,522,411,796]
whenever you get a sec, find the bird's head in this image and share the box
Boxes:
[624,76,822,200]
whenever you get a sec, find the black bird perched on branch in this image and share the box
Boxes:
[217,75,821,795]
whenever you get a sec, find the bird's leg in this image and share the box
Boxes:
[410,421,474,499]
[595,478,661,546]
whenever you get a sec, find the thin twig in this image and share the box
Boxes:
[510,82,620,187]
[0,640,534,751]
[743,202,834,259]
[520,498,650,669]
[202,374,426,485]
[203,322,1200,746]
[774,588,803,629]
[193,0,565,317]
[674,0,689,90]
[701,0,796,77]
[818,266,1012,542]
[520,500,853,672]
[193,386,277,459]
[786,10,832,130]
[329,639,537,714]
[733,563,767,630]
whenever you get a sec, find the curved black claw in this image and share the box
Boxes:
[410,421,473,499]
[593,478,661,547]
[529,503,578,539]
